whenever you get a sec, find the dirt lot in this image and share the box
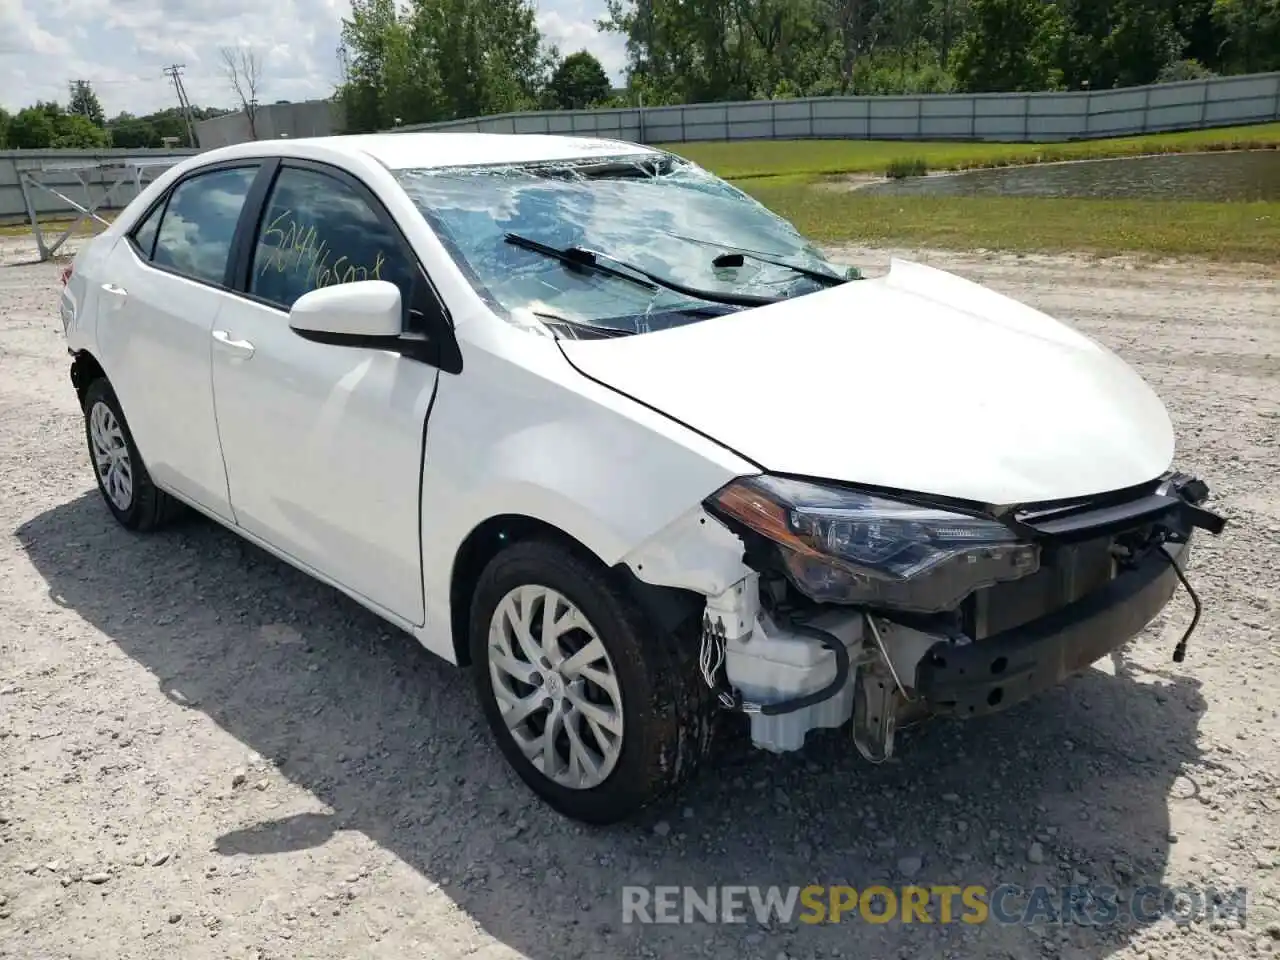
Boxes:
[1,233,1278,960]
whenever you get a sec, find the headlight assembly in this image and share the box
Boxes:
[708,475,1040,613]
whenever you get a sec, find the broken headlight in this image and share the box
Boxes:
[709,475,1040,614]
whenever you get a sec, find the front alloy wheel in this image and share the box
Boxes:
[487,585,625,790]
[469,539,717,824]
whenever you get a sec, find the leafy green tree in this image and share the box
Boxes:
[51,113,109,148]
[148,107,202,146]
[1174,0,1223,69]
[1157,57,1216,80]
[601,0,973,100]
[600,0,756,103]
[338,0,554,132]
[548,50,613,108]
[107,113,162,148]
[68,81,106,127]
[8,104,58,148]
[952,0,1064,91]
[1211,0,1280,72]
[338,0,413,132]
[0,107,9,148]
[1101,0,1187,87]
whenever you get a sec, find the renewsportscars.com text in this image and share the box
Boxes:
[621,884,1250,927]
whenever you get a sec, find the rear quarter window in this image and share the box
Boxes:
[128,201,164,260]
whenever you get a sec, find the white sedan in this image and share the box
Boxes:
[59,132,1225,823]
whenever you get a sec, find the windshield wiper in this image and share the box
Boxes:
[504,232,782,308]
[664,231,852,287]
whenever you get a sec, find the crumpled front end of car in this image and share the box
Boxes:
[684,470,1226,762]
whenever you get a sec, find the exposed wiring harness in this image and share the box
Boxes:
[1160,546,1202,663]
[698,612,851,716]
[1113,528,1204,663]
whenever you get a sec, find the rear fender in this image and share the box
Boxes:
[63,234,123,356]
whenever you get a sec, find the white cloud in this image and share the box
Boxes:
[536,2,627,82]
[0,0,624,117]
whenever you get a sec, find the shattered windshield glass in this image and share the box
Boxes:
[393,154,851,336]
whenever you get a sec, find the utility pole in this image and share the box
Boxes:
[163,64,199,147]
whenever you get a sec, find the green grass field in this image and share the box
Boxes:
[662,123,1280,262]
[0,216,106,239]
[741,185,1280,262]
[663,123,1280,180]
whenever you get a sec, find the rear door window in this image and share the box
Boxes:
[151,166,259,286]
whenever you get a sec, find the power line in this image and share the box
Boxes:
[74,75,222,86]
[162,64,199,147]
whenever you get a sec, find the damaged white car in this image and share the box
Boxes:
[60,132,1225,824]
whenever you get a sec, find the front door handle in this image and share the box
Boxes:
[212,329,255,359]
[101,282,128,297]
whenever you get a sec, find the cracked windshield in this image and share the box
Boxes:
[395,156,851,335]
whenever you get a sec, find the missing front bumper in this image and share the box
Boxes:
[913,540,1188,718]
[702,471,1223,760]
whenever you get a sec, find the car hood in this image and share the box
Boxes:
[557,258,1175,506]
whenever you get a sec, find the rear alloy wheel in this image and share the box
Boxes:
[82,378,183,531]
[469,539,716,824]
[89,399,133,513]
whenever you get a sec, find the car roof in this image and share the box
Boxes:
[200,132,662,171]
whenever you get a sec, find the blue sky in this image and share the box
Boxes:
[0,0,626,116]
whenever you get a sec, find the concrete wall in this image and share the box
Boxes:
[194,99,346,148]
[0,149,199,222]
[399,71,1280,143]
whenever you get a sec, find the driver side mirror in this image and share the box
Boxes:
[288,280,402,341]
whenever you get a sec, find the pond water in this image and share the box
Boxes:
[860,150,1280,202]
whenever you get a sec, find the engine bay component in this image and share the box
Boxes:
[700,576,868,752]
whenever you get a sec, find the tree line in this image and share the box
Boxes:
[600,0,1278,103]
[0,81,227,151]
[3,0,1275,148]
[337,0,1279,132]
[336,0,615,133]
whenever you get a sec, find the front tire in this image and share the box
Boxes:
[82,378,182,531]
[469,539,716,824]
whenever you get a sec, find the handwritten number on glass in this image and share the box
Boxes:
[258,209,387,290]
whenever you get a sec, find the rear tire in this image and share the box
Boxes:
[82,378,183,532]
[469,538,716,824]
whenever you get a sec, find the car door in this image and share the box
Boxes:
[210,160,444,627]
[94,162,262,523]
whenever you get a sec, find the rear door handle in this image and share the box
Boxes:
[212,329,255,359]
[100,283,128,309]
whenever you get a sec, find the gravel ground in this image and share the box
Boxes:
[1,233,1278,960]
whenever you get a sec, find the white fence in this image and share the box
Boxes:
[399,72,1280,143]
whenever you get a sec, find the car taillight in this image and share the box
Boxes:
[60,264,73,286]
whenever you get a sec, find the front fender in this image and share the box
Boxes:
[415,339,756,663]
